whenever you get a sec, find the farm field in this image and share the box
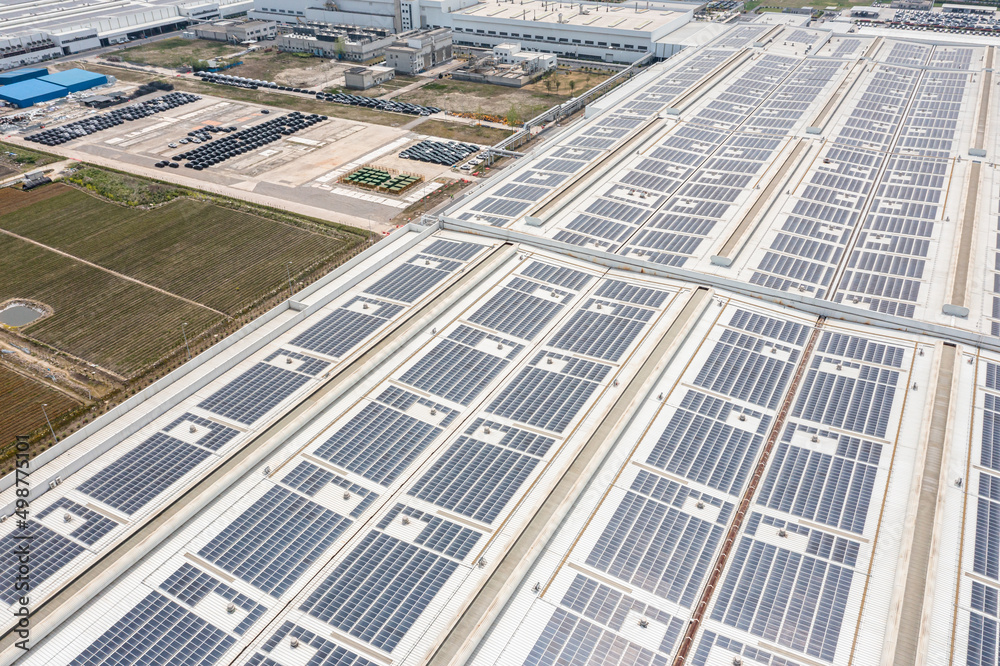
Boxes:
[0,181,367,375]
[0,366,79,451]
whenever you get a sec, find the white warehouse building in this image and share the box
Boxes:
[251,0,699,62]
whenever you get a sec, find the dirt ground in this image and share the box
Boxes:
[398,69,613,122]
[414,119,512,145]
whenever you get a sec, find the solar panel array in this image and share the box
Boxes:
[77,411,241,516]
[299,505,479,653]
[698,329,906,663]
[69,592,234,666]
[525,572,686,666]
[160,562,267,636]
[554,55,845,262]
[456,27,769,228]
[751,44,973,317]
[409,418,555,524]
[967,363,1000,665]
[247,621,376,666]
[312,386,455,486]
[290,296,404,359]
[476,305,814,664]
[197,485,352,597]
[0,523,85,605]
[364,254,464,303]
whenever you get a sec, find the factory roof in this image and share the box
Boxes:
[452,0,689,33]
[1,22,998,666]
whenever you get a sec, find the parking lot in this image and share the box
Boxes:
[6,90,484,225]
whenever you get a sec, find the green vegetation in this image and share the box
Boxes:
[415,119,513,145]
[0,141,60,169]
[0,178,368,375]
[114,38,234,70]
[64,167,187,207]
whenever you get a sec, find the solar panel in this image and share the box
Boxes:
[78,433,212,515]
[364,255,462,303]
[290,297,404,358]
[312,401,443,486]
[422,239,483,261]
[399,326,523,406]
[521,261,593,290]
[711,515,858,662]
[300,530,460,652]
[0,523,84,605]
[976,474,1000,581]
[198,486,351,597]
[524,608,671,666]
[197,363,311,425]
[68,592,234,666]
[694,328,799,410]
[160,562,266,636]
[376,504,481,558]
[549,299,653,362]
[586,471,728,607]
[162,413,240,452]
[792,355,900,439]
[757,423,881,534]
[249,621,376,666]
[280,460,379,518]
[969,581,1000,666]
[487,352,611,433]
[646,391,771,496]
[408,420,554,524]
[36,498,119,546]
[467,278,568,341]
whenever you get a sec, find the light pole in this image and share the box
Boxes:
[41,403,56,442]
[285,261,294,299]
[181,322,191,360]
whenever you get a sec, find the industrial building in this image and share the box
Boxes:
[189,19,278,43]
[252,0,701,63]
[0,68,106,107]
[275,23,396,61]
[3,20,1000,666]
[0,79,68,107]
[0,0,252,70]
[384,27,453,74]
[0,67,48,85]
[343,64,396,89]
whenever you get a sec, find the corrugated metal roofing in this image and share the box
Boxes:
[37,68,107,93]
[0,78,66,106]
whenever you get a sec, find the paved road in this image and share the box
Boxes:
[3,137,395,233]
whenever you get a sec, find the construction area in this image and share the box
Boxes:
[4,17,1000,666]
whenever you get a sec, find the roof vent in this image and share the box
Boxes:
[343,491,351,500]
[778,529,787,538]
[227,602,236,614]
[290,638,299,648]
[638,618,649,628]
[190,424,197,433]
[64,513,73,523]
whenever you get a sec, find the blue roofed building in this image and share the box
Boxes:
[37,68,107,93]
[0,78,66,107]
[0,67,48,85]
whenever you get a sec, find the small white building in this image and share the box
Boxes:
[493,43,555,73]
[344,64,395,89]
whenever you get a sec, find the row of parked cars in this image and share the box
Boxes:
[400,140,481,166]
[319,92,440,117]
[25,92,200,146]
[159,112,326,171]
[194,72,301,92]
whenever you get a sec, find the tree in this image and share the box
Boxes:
[544,78,553,92]
[568,79,577,96]
[334,36,346,60]
[506,104,522,127]
[553,78,561,94]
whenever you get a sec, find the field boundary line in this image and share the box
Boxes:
[0,226,229,317]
